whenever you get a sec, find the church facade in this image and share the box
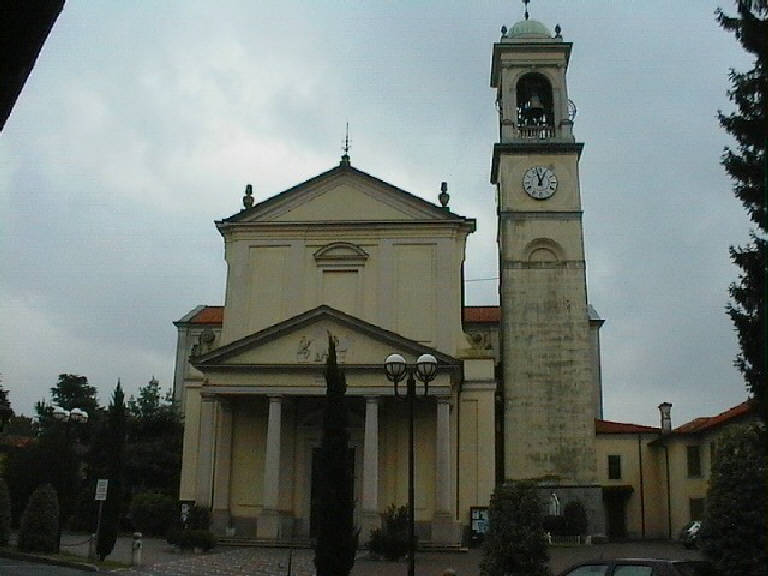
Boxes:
[173,17,753,544]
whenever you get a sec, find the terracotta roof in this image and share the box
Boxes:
[673,400,753,434]
[189,306,223,324]
[595,419,660,435]
[463,306,501,323]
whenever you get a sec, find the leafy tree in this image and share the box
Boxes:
[0,383,13,431]
[92,381,126,561]
[313,334,357,576]
[35,374,100,439]
[49,374,99,414]
[5,420,81,529]
[125,378,183,496]
[480,482,549,576]
[17,483,59,553]
[0,477,10,545]
[700,424,767,575]
[3,415,36,437]
[716,1,768,422]
[130,492,178,536]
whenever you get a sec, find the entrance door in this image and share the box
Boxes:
[309,447,356,537]
[604,492,627,539]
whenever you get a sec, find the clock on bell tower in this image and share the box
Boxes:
[491,15,602,524]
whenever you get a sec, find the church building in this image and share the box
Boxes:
[173,15,753,545]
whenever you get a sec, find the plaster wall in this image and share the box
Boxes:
[595,434,667,539]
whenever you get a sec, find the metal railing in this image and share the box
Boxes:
[517,124,555,139]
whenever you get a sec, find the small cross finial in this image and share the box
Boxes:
[523,0,530,20]
[340,123,351,166]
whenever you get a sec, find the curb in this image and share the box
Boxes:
[0,547,104,572]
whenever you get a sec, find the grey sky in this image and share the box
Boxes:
[0,1,753,427]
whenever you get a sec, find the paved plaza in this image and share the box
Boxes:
[55,534,704,576]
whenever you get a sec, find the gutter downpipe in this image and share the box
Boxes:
[637,433,646,538]
[664,444,672,539]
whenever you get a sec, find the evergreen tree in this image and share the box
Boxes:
[0,477,10,545]
[93,381,126,561]
[125,378,183,496]
[17,483,59,554]
[313,334,357,576]
[700,424,767,575]
[480,482,549,576]
[716,0,768,421]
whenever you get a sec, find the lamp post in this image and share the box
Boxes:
[51,406,88,551]
[384,352,437,576]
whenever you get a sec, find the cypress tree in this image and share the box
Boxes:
[313,334,357,576]
[716,0,768,421]
[94,381,126,561]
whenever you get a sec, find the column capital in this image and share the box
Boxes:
[365,396,380,405]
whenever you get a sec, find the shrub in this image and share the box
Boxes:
[368,504,412,561]
[186,505,211,530]
[17,484,59,553]
[130,492,178,536]
[562,501,588,536]
[176,529,216,551]
[166,505,215,551]
[480,482,549,576]
[542,514,565,536]
[0,477,10,545]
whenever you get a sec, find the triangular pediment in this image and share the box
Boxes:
[193,305,458,369]
[218,163,472,227]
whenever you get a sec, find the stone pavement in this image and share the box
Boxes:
[59,533,704,576]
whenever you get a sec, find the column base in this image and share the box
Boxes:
[257,508,282,540]
[431,512,460,545]
[359,510,382,544]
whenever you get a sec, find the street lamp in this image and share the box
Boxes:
[384,352,438,576]
[51,405,88,551]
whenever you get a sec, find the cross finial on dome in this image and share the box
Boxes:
[523,0,530,21]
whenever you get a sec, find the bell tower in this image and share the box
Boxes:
[491,15,601,518]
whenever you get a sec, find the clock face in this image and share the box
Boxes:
[522,166,558,199]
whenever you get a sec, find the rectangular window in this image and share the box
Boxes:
[689,497,705,521]
[687,446,702,478]
[608,454,622,480]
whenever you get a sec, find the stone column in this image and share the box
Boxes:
[195,397,216,507]
[258,396,282,539]
[431,397,457,544]
[212,399,233,533]
[361,396,380,542]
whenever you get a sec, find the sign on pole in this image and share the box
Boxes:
[95,478,109,501]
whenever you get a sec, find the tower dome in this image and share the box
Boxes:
[507,19,552,40]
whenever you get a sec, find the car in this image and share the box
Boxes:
[557,558,717,576]
[678,520,702,549]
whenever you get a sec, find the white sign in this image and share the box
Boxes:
[95,479,109,501]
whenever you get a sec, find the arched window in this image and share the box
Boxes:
[516,72,554,128]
